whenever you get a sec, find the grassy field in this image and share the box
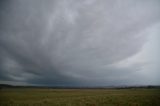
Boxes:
[0,88,160,106]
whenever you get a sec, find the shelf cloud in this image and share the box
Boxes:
[0,0,160,86]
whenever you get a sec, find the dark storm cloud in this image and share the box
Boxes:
[0,0,160,86]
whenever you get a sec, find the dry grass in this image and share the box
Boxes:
[0,88,160,106]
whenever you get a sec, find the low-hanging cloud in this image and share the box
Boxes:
[0,0,160,86]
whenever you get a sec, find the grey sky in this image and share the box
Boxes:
[0,0,160,86]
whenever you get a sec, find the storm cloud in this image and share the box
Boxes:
[0,0,160,86]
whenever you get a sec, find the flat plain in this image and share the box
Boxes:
[0,88,160,106]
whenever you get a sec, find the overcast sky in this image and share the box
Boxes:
[0,0,160,86]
